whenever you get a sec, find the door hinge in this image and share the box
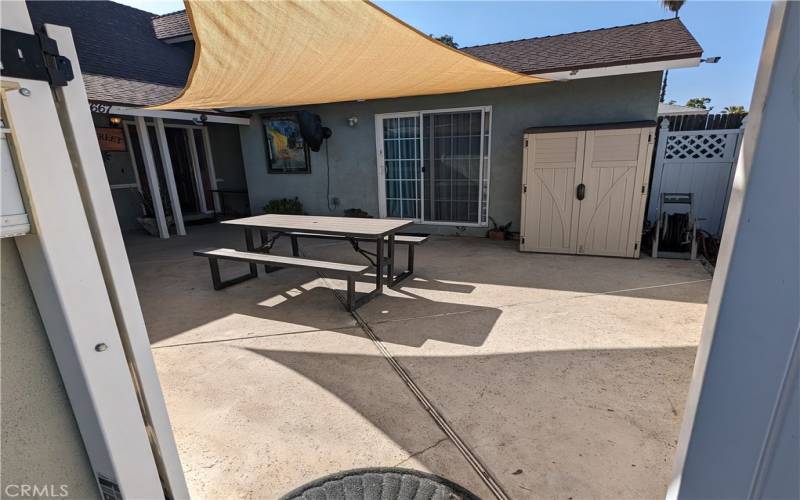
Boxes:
[523,184,527,193]
[521,237,525,244]
[634,242,639,251]
[648,133,653,143]
[641,185,646,194]
[524,139,529,148]
[1,28,74,86]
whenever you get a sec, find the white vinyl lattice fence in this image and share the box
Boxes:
[648,118,746,236]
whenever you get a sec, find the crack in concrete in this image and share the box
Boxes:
[152,324,360,349]
[393,437,450,468]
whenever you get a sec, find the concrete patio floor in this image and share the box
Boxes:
[126,223,711,499]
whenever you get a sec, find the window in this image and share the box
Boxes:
[376,106,491,226]
[262,114,310,173]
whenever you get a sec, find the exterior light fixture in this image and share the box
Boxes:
[347,116,358,127]
[109,116,122,126]
[701,56,721,63]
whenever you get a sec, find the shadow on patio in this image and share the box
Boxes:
[128,223,710,498]
[244,346,697,499]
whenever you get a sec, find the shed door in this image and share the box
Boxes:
[520,131,583,253]
[576,128,651,257]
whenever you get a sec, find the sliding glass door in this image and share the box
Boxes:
[381,115,421,219]
[377,106,491,226]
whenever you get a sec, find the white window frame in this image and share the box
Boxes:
[375,105,492,227]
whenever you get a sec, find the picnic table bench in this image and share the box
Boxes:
[194,214,425,311]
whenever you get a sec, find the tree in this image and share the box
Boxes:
[431,34,459,48]
[722,105,747,114]
[686,97,712,110]
[660,0,685,17]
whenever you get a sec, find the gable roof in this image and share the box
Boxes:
[152,10,191,40]
[151,12,701,76]
[26,0,192,105]
[461,18,702,75]
[25,1,702,107]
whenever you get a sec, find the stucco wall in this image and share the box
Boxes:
[239,72,662,235]
[1,239,98,498]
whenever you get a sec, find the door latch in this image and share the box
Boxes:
[576,183,586,200]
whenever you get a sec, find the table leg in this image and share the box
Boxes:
[259,230,276,273]
[243,228,258,276]
[375,236,384,293]
[386,234,395,285]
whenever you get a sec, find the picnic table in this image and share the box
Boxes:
[194,214,424,310]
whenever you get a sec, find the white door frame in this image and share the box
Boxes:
[374,106,492,227]
[374,111,419,220]
[124,120,215,217]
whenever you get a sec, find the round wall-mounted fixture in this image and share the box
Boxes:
[109,116,122,126]
[347,116,358,127]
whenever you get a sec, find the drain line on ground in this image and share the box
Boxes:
[312,268,511,500]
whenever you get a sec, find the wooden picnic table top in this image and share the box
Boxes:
[222,214,414,238]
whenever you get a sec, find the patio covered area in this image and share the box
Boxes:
[126,223,710,498]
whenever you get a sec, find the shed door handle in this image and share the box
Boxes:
[576,183,586,200]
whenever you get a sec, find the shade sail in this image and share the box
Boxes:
[153,0,547,110]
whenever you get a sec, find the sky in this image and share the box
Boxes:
[117,0,771,110]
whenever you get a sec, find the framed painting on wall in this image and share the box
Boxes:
[262,113,310,173]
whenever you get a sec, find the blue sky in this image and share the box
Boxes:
[118,0,770,109]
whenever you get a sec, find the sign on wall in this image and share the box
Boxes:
[96,127,126,152]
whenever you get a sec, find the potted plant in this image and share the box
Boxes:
[136,189,175,236]
[487,217,512,241]
[263,197,305,214]
[344,208,372,218]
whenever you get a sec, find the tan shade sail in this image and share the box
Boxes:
[153,0,547,110]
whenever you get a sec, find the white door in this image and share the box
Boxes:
[576,128,652,257]
[521,126,653,258]
[520,131,583,253]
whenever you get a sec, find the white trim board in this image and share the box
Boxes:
[50,20,189,496]
[92,104,251,125]
[532,57,701,81]
[1,5,172,497]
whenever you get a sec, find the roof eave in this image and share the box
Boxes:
[529,54,703,81]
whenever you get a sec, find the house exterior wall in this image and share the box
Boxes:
[1,239,98,498]
[239,72,662,235]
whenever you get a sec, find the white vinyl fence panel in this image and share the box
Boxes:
[648,119,745,236]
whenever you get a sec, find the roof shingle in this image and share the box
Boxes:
[152,10,192,40]
[462,18,703,74]
[83,74,183,106]
[26,1,193,88]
